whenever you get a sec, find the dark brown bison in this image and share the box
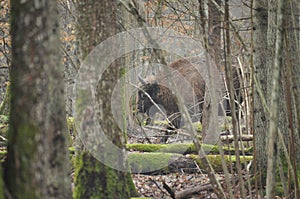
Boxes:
[136,57,241,142]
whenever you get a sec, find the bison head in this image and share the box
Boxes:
[137,81,181,129]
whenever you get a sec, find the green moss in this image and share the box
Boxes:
[274,182,284,197]
[153,120,168,125]
[73,151,132,198]
[66,117,75,130]
[161,143,195,154]
[127,143,196,154]
[127,143,165,152]
[66,117,77,145]
[6,121,40,198]
[190,154,253,172]
[0,124,8,138]
[128,152,181,173]
[126,143,253,156]
[119,67,126,76]
[126,172,139,197]
[106,167,118,197]
[0,115,8,123]
[128,152,252,173]
[73,151,104,199]
[193,122,202,132]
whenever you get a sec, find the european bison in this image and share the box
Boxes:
[136,57,241,142]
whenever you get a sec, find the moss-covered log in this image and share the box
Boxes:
[126,143,253,155]
[128,152,252,174]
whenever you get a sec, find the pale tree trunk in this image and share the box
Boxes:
[119,1,146,132]
[198,0,222,139]
[208,0,222,68]
[252,0,269,196]
[266,0,285,198]
[5,1,72,198]
[73,0,137,198]
[265,1,277,196]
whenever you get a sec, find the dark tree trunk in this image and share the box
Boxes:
[5,1,72,198]
[0,167,3,199]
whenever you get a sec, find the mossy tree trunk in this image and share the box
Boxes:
[73,0,137,198]
[5,1,72,198]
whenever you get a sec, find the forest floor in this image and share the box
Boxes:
[128,127,255,199]
[132,172,227,198]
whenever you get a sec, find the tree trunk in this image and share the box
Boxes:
[5,1,72,198]
[208,0,222,69]
[282,1,300,197]
[285,0,300,162]
[253,0,300,197]
[252,0,269,196]
[73,0,137,198]
[266,0,285,197]
[0,167,3,199]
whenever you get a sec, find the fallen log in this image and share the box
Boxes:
[126,143,253,155]
[220,134,253,143]
[174,181,217,199]
[128,152,252,174]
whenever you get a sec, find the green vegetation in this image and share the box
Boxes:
[127,143,253,155]
[128,151,252,174]
[190,154,253,172]
[128,152,181,173]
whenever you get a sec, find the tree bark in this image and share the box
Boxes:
[266,0,285,198]
[252,0,269,196]
[283,1,300,197]
[73,0,137,198]
[5,1,72,198]
[0,167,3,199]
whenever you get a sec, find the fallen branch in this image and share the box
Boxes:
[175,182,215,199]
